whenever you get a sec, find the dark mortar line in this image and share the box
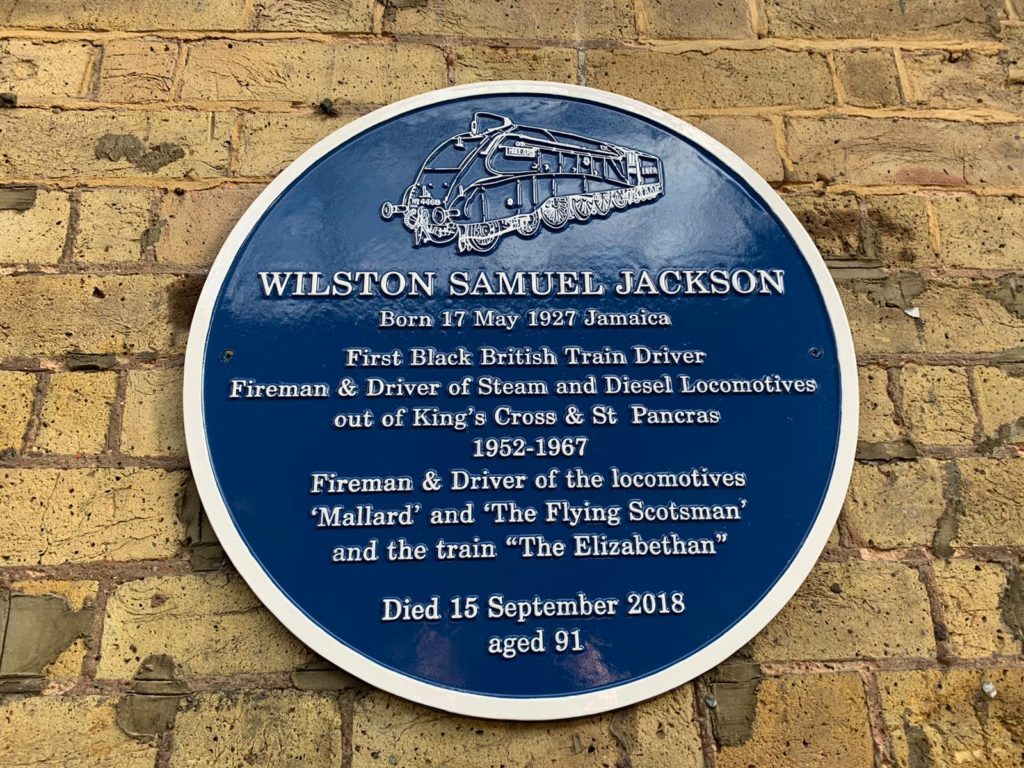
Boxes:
[20,371,50,453]
[749,656,1024,677]
[915,561,954,663]
[691,676,720,768]
[140,186,166,265]
[859,668,896,768]
[999,566,1024,650]
[0,586,14,670]
[105,369,129,454]
[608,705,638,768]
[836,507,858,549]
[154,729,175,768]
[886,364,908,434]
[0,355,185,374]
[848,352,1024,366]
[441,41,456,88]
[855,194,877,264]
[905,445,989,460]
[58,189,82,267]
[779,544,1024,565]
[949,546,1024,564]
[934,461,964,558]
[1,263,212,276]
[81,578,115,681]
[88,43,105,100]
[0,26,1009,50]
[0,454,190,469]
[0,558,195,585]
[339,692,355,768]
[174,672,295,692]
[65,678,135,697]
[964,364,988,447]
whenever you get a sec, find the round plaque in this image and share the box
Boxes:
[184,82,857,720]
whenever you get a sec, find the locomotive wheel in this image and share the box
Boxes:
[571,197,593,220]
[516,213,541,237]
[466,234,499,253]
[595,194,611,215]
[540,199,570,230]
[612,190,628,209]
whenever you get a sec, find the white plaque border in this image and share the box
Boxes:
[183,81,859,721]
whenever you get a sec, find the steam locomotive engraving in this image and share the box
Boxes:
[380,113,664,254]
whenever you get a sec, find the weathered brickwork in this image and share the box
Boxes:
[0,0,1021,765]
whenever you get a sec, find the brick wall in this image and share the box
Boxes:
[1,1,1023,765]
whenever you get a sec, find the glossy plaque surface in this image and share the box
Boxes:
[184,83,857,720]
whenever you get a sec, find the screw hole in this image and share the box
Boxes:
[809,347,823,359]
[221,349,234,363]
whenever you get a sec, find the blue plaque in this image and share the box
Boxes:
[184,83,857,719]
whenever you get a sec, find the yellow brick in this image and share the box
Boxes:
[838,284,922,355]
[786,194,863,260]
[639,0,753,38]
[917,284,1024,354]
[900,365,975,445]
[1,0,248,30]
[0,274,195,356]
[933,560,1019,658]
[0,40,97,99]
[352,692,621,767]
[237,113,352,177]
[858,366,900,442]
[880,668,1024,767]
[180,40,335,102]
[934,196,1024,270]
[453,46,577,84]
[331,43,447,105]
[765,0,999,39]
[863,195,934,266]
[687,116,784,182]
[0,370,36,452]
[0,109,231,179]
[169,691,343,767]
[845,459,946,549]
[121,367,185,457]
[955,458,1024,547]
[835,49,901,108]
[973,366,1024,441]
[0,696,157,767]
[717,674,874,768]
[752,561,935,660]
[154,185,262,267]
[98,39,179,102]
[630,686,704,767]
[251,0,375,32]
[98,573,314,678]
[385,0,634,40]
[181,41,446,105]
[2,468,186,566]
[0,189,70,264]
[35,371,117,454]
[588,49,834,110]
[787,117,1024,186]
[903,50,1022,112]
[74,188,154,264]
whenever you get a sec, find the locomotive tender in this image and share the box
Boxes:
[380,113,664,254]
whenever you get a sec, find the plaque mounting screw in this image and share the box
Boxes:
[809,347,823,359]
[704,694,718,708]
[221,349,234,363]
[982,681,998,699]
